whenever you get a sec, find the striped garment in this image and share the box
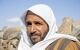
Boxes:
[46,38,80,50]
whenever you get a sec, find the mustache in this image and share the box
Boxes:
[30,32,40,36]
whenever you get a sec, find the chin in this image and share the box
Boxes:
[32,40,41,45]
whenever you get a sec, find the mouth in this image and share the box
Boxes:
[31,34,40,37]
[30,33,40,36]
[30,34,40,39]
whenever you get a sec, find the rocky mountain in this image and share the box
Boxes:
[0,27,21,50]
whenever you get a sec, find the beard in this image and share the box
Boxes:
[30,35,41,45]
[29,31,48,45]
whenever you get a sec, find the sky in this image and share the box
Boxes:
[0,0,80,29]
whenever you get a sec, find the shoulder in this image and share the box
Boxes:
[46,38,80,50]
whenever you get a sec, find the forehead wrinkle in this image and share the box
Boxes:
[26,15,45,23]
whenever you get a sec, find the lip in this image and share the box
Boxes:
[31,34,40,37]
[31,35,40,39]
[30,33,40,36]
[31,35,40,37]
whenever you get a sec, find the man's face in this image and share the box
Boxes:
[25,14,49,44]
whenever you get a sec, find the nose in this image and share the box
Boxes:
[30,24,36,33]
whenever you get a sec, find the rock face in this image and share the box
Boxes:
[3,27,20,40]
[58,17,73,34]
[0,27,21,50]
[0,39,4,50]
[0,31,4,39]
[57,17,80,41]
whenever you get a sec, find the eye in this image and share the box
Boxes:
[35,21,43,25]
[26,22,32,26]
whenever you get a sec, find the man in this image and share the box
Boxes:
[18,4,80,50]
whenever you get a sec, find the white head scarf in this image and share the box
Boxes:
[18,4,79,50]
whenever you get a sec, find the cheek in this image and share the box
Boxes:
[37,26,43,32]
[37,26,48,36]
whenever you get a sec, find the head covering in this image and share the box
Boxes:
[18,4,79,50]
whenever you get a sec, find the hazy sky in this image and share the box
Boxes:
[0,0,80,29]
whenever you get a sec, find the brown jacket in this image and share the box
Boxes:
[46,38,80,50]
